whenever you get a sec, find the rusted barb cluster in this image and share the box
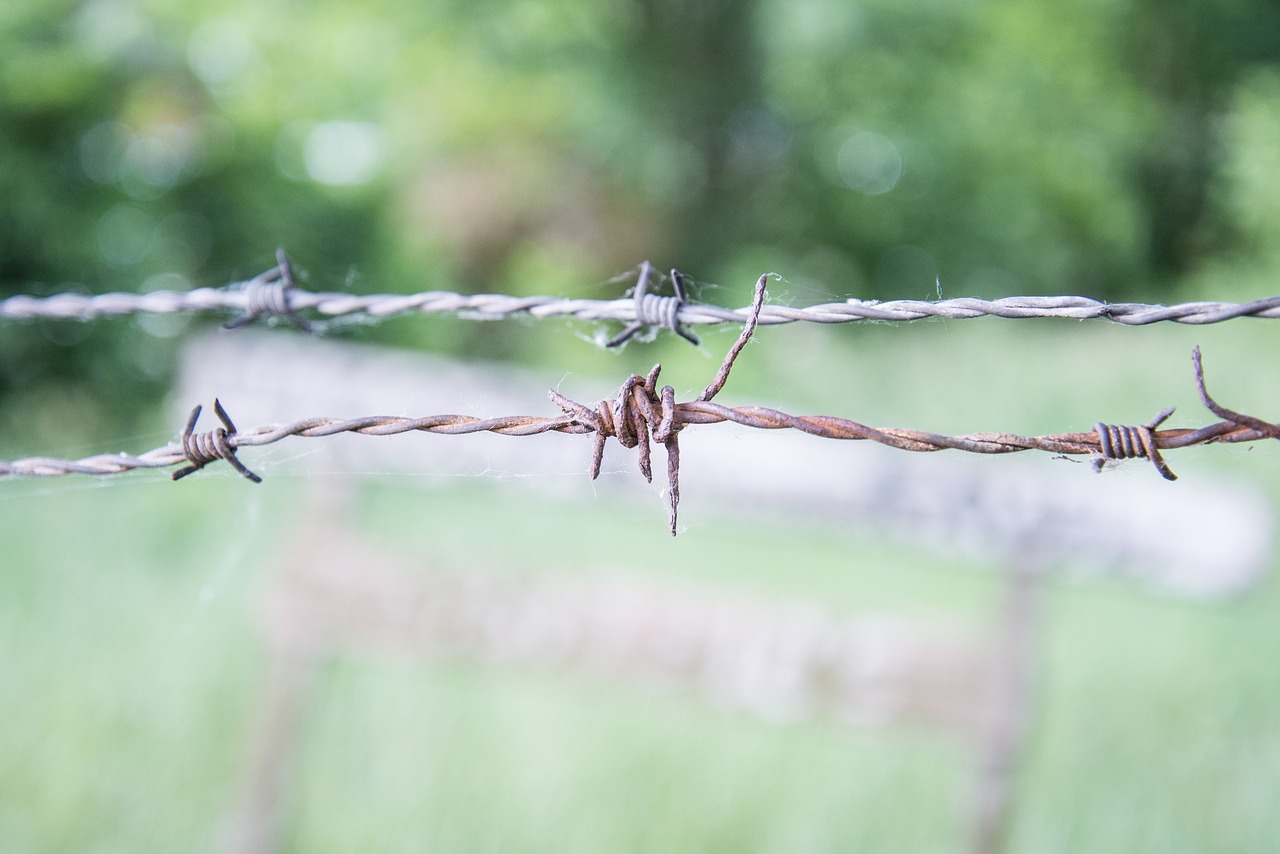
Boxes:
[550,273,771,535]
[550,365,683,534]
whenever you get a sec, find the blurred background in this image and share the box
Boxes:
[4,0,1280,851]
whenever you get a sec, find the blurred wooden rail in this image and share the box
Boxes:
[219,498,1040,854]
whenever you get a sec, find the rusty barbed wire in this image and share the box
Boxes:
[1091,407,1177,481]
[7,251,1280,338]
[171,398,262,483]
[2,272,1277,535]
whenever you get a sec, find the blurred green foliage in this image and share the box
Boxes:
[5,469,1280,852]
[3,0,1280,426]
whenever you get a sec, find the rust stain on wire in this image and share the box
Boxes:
[2,280,1278,535]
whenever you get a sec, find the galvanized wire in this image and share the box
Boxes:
[2,267,1274,535]
[6,253,1280,332]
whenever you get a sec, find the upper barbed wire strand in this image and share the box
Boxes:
[7,257,1280,328]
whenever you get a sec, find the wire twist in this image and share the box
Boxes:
[172,399,262,483]
[224,249,313,332]
[1092,407,1177,481]
[605,262,700,348]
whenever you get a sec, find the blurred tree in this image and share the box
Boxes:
[1127,0,1280,278]
[0,2,389,433]
[621,0,766,271]
[4,0,1280,435]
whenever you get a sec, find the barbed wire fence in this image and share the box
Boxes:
[7,251,1279,854]
[3,253,1280,535]
[9,251,1280,328]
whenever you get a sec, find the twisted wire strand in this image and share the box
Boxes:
[0,394,1267,475]
[0,408,1263,476]
[7,255,1280,330]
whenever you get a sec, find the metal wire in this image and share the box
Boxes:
[2,271,1275,535]
[171,398,262,483]
[1092,407,1177,481]
[604,261,700,347]
[222,249,313,332]
[7,253,1280,332]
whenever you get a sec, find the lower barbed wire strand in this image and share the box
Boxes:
[0,404,1267,477]
[0,395,1272,537]
[0,346,1273,482]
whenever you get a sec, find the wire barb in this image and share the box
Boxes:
[605,262,701,348]
[224,249,314,332]
[699,275,768,402]
[1192,346,1280,439]
[1092,407,1178,481]
[172,399,262,483]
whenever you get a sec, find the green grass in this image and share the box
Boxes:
[2,474,1278,853]
[3,316,1280,852]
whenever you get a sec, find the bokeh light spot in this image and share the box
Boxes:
[96,204,156,268]
[837,131,902,195]
[188,21,257,87]
[304,121,385,186]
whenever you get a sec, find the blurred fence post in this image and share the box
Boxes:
[971,539,1046,854]
[218,481,353,854]
[218,652,316,854]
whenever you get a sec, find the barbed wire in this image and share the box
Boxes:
[6,252,1280,340]
[2,274,1276,535]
